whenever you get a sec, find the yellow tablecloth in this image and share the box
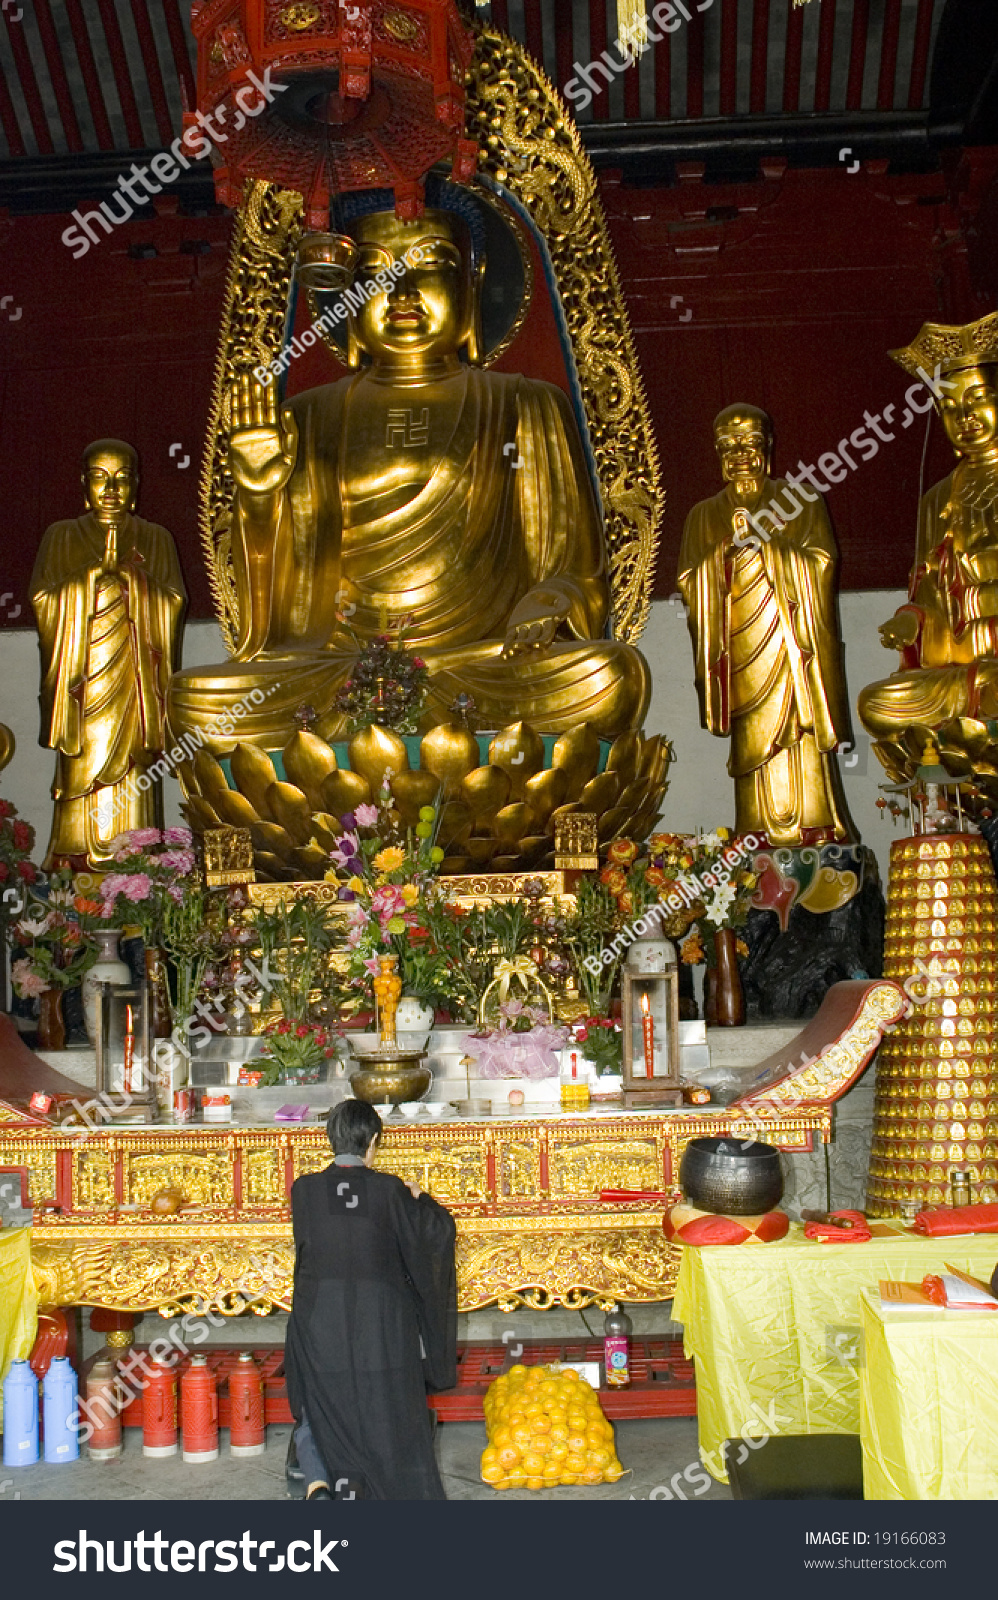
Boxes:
[859,1289,998,1499]
[672,1222,998,1482]
[0,1227,38,1429]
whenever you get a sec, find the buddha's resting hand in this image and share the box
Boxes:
[228,373,299,499]
[879,610,920,652]
[501,586,572,659]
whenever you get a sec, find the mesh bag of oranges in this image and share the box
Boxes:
[480,1363,625,1490]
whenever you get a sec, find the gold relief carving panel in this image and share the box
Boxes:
[243,1146,287,1205]
[73,1149,117,1210]
[126,1151,234,1207]
[375,1142,488,1202]
[548,1138,660,1197]
[292,1145,333,1181]
[499,1139,541,1198]
[2,1142,58,1204]
[456,1227,680,1312]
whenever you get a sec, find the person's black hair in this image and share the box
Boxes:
[326,1098,383,1156]
[334,176,486,263]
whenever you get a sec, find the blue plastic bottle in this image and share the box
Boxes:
[42,1357,80,1464]
[2,1358,39,1466]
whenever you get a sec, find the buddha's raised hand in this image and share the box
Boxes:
[228,373,299,497]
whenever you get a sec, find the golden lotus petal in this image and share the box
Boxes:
[293,842,331,877]
[310,813,343,853]
[493,801,535,845]
[320,769,372,817]
[390,768,441,829]
[348,725,410,793]
[266,781,313,845]
[606,730,642,787]
[579,771,622,812]
[419,723,481,793]
[597,805,631,842]
[551,724,601,800]
[523,766,568,828]
[461,764,512,825]
[193,748,232,801]
[184,795,222,833]
[464,836,501,865]
[230,743,279,820]
[282,731,338,811]
[210,788,264,830]
[250,822,294,860]
[435,799,474,849]
[488,723,545,799]
[254,853,289,881]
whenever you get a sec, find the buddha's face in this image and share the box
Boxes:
[349,210,475,365]
[83,446,137,522]
[938,367,998,457]
[716,420,771,489]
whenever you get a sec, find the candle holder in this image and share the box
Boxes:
[620,945,681,1109]
[94,979,158,1123]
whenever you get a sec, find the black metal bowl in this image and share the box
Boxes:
[679,1136,784,1216]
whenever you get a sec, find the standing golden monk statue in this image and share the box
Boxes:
[167,186,648,751]
[859,314,998,776]
[678,405,856,847]
[31,440,186,869]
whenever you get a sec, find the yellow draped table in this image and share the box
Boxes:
[859,1289,998,1499]
[672,1222,998,1483]
[0,1227,38,1429]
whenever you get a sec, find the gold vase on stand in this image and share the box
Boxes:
[866,833,998,1214]
[349,953,431,1106]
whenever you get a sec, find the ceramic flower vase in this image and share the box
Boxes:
[82,929,131,1044]
[36,987,65,1051]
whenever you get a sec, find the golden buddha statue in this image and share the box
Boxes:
[677,405,856,847]
[31,440,186,870]
[859,314,998,777]
[166,193,649,753]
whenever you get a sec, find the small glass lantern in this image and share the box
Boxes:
[620,939,682,1108]
[95,979,158,1123]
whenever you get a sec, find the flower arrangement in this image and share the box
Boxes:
[599,829,758,964]
[0,797,37,899]
[469,999,569,1080]
[9,869,95,998]
[325,790,460,1016]
[258,1018,341,1086]
[246,894,338,1026]
[332,631,428,734]
[570,1015,623,1076]
[97,827,197,945]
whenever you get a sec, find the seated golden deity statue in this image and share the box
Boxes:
[678,405,856,847]
[859,315,998,774]
[167,189,649,752]
[31,440,186,869]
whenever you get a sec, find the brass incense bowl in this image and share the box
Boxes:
[349,1049,431,1106]
[679,1136,784,1216]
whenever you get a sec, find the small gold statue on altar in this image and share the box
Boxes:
[31,439,186,870]
[167,188,649,752]
[677,405,856,846]
[859,314,998,786]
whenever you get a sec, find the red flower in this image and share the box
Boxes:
[17,861,36,883]
[295,1024,310,1038]
[575,1027,589,1042]
[11,820,31,852]
[411,657,426,669]
[0,800,13,819]
[276,1020,292,1035]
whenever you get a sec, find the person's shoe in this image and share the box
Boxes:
[306,1483,333,1500]
[286,1433,305,1483]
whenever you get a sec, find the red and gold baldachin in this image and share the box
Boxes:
[867,833,998,1214]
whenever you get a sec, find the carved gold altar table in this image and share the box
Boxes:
[4,1108,831,1316]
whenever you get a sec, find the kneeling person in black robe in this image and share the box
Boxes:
[285,1098,457,1500]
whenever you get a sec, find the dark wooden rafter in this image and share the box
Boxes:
[877,0,903,110]
[813,0,837,114]
[95,0,145,148]
[163,0,196,113]
[719,0,739,117]
[64,0,114,149]
[908,0,936,109]
[846,0,871,111]
[2,7,55,154]
[131,0,176,144]
[783,0,805,113]
[750,0,771,114]
[34,0,83,152]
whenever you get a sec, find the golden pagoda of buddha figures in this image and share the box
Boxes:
[867,822,998,1214]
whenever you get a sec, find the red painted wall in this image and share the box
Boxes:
[0,155,994,631]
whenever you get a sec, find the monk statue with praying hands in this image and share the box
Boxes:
[677,404,856,848]
[166,183,649,754]
[31,440,186,870]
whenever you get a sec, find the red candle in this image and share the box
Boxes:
[123,1003,134,1094]
[640,993,654,1078]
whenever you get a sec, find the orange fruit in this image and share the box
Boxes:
[585,1427,605,1448]
[560,1473,578,1485]
[481,1446,499,1465]
[547,1441,568,1461]
[498,1445,519,1469]
[566,1432,587,1454]
[543,1463,560,1482]
[508,1365,526,1381]
[561,1368,579,1383]
[512,1425,533,1450]
[567,1411,587,1430]
[604,1461,625,1481]
[586,1446,610,1468]
[531,1416,552,1434]
[526,1477,544,1490]
[507,1468,527,1486]
[549,1423,569,1442]
[521,1451,545,1475]
[565,1454,587,1476]
[481,1462,503,1483]
[492,1425,512,1447]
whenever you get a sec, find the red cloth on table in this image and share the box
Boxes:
[912,1204,998,1236]
[803,1209,872,1242]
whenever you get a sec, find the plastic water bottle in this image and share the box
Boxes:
[2,1359,39,1466]
[42,1356,80,1463]
[604,1304,633,1388]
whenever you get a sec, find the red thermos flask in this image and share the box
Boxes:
[228,1351,266,1458]
[143,1359,178,1458]
[181,1354,219,1464]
